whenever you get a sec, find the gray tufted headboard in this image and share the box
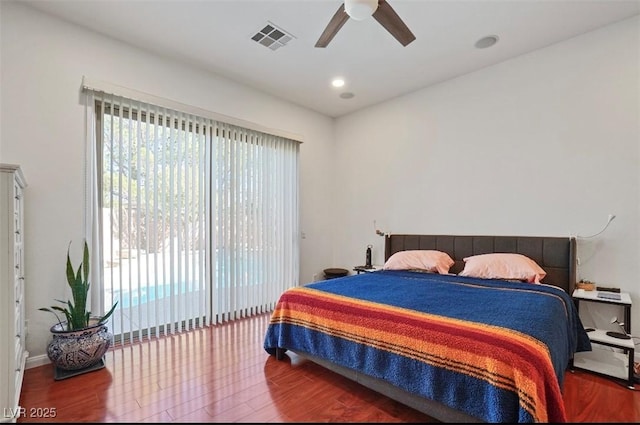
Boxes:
[384,234,576,294]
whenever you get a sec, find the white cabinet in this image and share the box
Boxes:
[0,164,27,423]
[572,289,635,389]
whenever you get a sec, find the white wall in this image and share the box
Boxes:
[0,2,336,362]
[333,16,640,334]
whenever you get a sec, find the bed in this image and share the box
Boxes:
[263,234,592,423]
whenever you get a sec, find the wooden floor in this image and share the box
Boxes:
[18,312,640,423]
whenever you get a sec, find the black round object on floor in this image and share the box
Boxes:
[606,331,631,339]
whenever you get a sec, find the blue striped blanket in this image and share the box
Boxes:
[264,270,591,422]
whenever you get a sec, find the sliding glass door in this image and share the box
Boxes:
[94,93,298,343]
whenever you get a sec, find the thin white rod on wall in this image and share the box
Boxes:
[578,214,616,239]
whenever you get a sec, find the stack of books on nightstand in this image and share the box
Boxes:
[597,291,622,301]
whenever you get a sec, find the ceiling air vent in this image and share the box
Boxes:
[251,22,295,51]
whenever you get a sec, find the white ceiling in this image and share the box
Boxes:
[19,0,640,118]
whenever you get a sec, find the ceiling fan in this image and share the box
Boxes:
[315,0,416,48]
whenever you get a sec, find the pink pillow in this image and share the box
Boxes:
[383,250,454,274]
[458,253,546,283]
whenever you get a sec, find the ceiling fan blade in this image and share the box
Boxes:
[372,0,416,46]
[315,3,350,48]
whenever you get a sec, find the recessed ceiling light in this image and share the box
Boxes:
[340,92,355,99]
[475,35,499,49]
[332,78,345,88]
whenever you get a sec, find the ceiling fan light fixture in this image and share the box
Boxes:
[316,0,414,48]
[345,0,378,21]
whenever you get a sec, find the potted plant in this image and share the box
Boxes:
[39,240,118,375]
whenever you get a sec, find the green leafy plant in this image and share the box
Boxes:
[39,241,118,331]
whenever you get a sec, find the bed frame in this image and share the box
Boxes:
[386,234,577,294]
[282,234,577,422]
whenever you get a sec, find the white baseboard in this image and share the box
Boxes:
[26,354,50,369]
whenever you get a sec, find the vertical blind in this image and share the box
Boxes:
[88,91,299,343]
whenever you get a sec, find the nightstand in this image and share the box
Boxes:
[353,265,383,274]
[571,289,635,389]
